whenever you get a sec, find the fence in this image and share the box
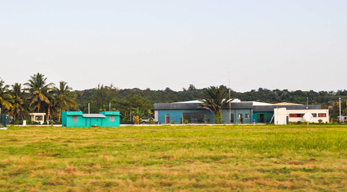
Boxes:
[0,114,8,128]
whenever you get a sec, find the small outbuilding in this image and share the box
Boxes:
[62,111,120,127]
[29,113,46,125]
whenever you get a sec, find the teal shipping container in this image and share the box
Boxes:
[62,111,120,127]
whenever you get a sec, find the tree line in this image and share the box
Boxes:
[1,74,346,124]
[0,73,76,124]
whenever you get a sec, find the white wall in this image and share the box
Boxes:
[274,108,287,125]
[154,110,159,122]
[287,109,329,123]
[274,108,329,124]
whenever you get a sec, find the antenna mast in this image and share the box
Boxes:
[229,72,231,123]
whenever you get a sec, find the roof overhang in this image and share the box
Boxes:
[82,114,106,118]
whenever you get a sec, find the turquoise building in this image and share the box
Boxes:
[153,100,322,124]
[62,111,120,127]
[153,101,254,124]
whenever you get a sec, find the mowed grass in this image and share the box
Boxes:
[0,125,346,191]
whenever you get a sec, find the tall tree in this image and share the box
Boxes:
[44,93,58,124]
[0,79,12,112]
[9,83,26,121]
[24,73,54,112]
[200,86,230,124]
[92,84,114,111]
[53,81,76,122]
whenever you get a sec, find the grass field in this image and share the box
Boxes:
[0,125,346,191]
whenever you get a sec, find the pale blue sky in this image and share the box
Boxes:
[0,0,346,91]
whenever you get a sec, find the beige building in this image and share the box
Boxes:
[29,113,46,125]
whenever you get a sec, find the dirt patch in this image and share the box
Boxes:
[35,153,60,157]
[65,168,77,173]
[286,161,304,165]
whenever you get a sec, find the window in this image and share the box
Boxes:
[245,114,250,119]
[72,116,78,122]
[289,114,304,117]
[182,113,206,123]
[312,113,317,117]
[318,113,327,117]
[109,116,115,122]
[35,116,43,121]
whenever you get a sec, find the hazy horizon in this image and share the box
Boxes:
[1,1,346,92]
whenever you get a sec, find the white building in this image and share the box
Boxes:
[274,108,329,125]
[29,113,46,125]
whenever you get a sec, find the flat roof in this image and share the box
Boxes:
[82,114,106,118]
[154,101,322,111]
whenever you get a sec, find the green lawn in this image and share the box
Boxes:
[0,125,346,191]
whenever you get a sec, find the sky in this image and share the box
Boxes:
[0,0,346,92]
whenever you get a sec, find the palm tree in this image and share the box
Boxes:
[24,73,54,112]
[200,86,230,124]
[53,81,76,122]
[43,93,59,124]
[0,79,13,112]
[9,83,26,121]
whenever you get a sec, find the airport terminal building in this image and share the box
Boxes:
[153,100,329,124]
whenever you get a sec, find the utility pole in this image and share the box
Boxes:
[88,103,90,114]
[306,97,308,109]
[339,98,342,122]
[228,72,231,124]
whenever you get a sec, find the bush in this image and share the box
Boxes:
[297,121,302,124]
[120,120,132,124]
[318,119,323,124]
[214,113,222,124]
[14,120,21,125]
[184,120,189,124]
[171,120,175,124]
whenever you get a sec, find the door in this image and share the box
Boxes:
[165,115,170,124]
[230,114,234,123]
[265,114,268,123]
[286,116,289,124]
[258,114,265,123]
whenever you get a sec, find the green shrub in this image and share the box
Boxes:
[184,119,189,124]
[214,113,222,124]
[171,120,175,124]
[297,121,302,124]
[318,119,323,124]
